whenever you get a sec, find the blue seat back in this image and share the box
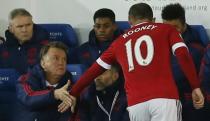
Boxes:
[0,68,20,121]
[39,24,78,48]
[190,25,209,47]
[116,21,130,31]
[0,68,20,91]
[67,64,87,83]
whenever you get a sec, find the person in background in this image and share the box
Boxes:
[161,3,207,121]
[75,64,129,121]
[200,44,210,121]
[69,8,123,67]
[15,41,75,121]
[66,3,204,121]
[161,3,206,47]
[0,8,49,74]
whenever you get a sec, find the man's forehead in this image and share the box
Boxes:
[11,16,33,25]
[95,17,113,24]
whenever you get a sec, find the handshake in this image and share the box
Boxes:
[54,80,76,113]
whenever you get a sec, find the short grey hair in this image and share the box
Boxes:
[40,41,69,61]
[9,8,32,23]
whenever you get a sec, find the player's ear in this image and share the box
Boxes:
[113,72,119,81]
[112,23,117,31]
[8,24,13,33]
[152,17,156,23]
[40,59,46,70]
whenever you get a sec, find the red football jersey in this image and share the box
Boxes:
[70,22,200,107]
[97,22,187,106]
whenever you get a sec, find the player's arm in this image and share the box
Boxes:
[70,63,106,97]
[174,43,204,109]
[70,42,117,97]
[173,44,200,89]
[170,26,204,109]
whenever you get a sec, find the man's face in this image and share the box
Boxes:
[94,68,118,91]
[94,17,116,42]
[41,47,67,78]
[10,15,33,44]
[163,19,186,33]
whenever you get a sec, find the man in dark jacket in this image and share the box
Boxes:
[15,41,75,121]
[70,8,123,67]
[0,8,49,74]
[161,3,206,121]
[76,64,129,121]
[200,44,210,121]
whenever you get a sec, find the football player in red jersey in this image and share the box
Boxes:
[63,3,204,121]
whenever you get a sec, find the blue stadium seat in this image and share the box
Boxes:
[116,21,130,31]
[0,68,20,121]
[67,64,87,83]
[190,25,210,47]
[38,24,79,48]
[0,68,20,91]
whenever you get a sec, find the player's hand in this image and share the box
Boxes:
[58,95,76,113]
[192,88,204,109]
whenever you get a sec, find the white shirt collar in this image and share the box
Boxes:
[131,22,149,28]
[46,80,58,87]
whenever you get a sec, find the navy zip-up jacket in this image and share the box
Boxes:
[69,29,123,67]
[14,64,73,121]
[0,24,49,74]
[200,45,210,101]
[76,78,129,121]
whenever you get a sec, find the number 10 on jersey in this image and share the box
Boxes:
[125,35,154,72]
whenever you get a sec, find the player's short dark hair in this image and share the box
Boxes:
[93,8,116,23]
[161,3,186,25]
[111,64,120,73]
[40,41,68,61]
[129,3,153,21]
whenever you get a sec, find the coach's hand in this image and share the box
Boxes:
[58,95,76,113]
[192,88,204,109]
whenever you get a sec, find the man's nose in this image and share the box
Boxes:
[21,26,27,32]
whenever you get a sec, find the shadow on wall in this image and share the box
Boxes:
[0,19,8,38]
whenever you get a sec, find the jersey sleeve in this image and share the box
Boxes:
[70,41,118,97]
[168,26,200,89]
[96,42,117,69]
[168,27,188,55]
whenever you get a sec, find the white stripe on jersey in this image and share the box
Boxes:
[96,58,111,69]
[172,42,188,55]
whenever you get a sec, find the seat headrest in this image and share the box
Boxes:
[116,21,131,31]
[38,24,78,48]
[66,64,87,83]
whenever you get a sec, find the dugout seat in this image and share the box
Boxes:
[39,24,78,48]
[67,64,87,83]
[116,21,130,31]
[0,68,20,121]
